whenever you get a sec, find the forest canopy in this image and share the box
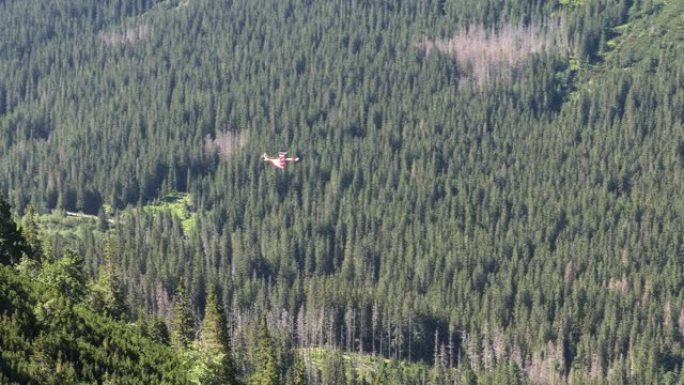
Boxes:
[1,0,683,383]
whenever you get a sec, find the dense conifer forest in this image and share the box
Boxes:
[1,0,684,383]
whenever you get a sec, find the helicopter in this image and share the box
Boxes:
[263,151,300,169]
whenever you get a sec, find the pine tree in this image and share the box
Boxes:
[171,285,195,349]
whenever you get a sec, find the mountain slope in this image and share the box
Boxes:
[1,0,684,384]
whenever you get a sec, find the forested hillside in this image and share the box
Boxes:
[1,0,684,383]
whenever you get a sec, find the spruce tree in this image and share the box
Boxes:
[290,352,307,385]
[87,236,128,319]
[23,204,42,261]
[250,317,279,385]
[147,316,171,345]
[0,196,28,265]
[198,288,237,385]
[171,285,195,349]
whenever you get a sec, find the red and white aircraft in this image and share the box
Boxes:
[263,151,300,169]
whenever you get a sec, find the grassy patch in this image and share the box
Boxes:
[31,192,196,244]
[142,192,197,233]
[559,0,583,6]
[32,210,104,240]
[303,347,429,383]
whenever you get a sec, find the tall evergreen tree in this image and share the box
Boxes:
[23,204,42,261]
[198,288,237,385]
[171,285,195,349]
[87,236,128,319]
[147,316,171,345]
[250,317,279,385]
[0,196,28,264]
[290,352,307,385]
[36,249,86,305]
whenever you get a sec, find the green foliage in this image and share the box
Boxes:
[0,200,190,384]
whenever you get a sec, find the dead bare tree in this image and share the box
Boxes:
[415,20,569,88]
